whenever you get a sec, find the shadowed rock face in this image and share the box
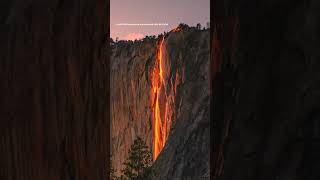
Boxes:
[111,29,210,178]
[211,1,320,180]
[0,0,109,180]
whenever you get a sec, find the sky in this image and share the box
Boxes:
[111,0,210,40]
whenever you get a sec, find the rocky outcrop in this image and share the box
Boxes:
[0,0,109,179]
[111,28,210,179]
[211,1,320,180]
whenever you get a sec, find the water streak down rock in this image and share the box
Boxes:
[151,36,182,160]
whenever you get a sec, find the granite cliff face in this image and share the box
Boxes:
[151,30,210,179]
[111,28,210,178]
[111,39,156,174]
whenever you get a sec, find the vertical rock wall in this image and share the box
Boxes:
[111,29,210,179]
[152,30,210,179]
[111,40,156,174]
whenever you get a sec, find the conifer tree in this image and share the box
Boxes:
[120,137,153,180]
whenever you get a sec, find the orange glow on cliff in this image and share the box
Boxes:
[152,37,165,161]
[158,37,165,82]
[151,35,181,161]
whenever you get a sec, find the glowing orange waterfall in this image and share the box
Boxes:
[151,36,181,161]
[151,37,165,161]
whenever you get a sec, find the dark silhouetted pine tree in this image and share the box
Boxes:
[120,137,153,180]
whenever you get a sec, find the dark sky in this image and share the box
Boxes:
[111,0,210,40]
